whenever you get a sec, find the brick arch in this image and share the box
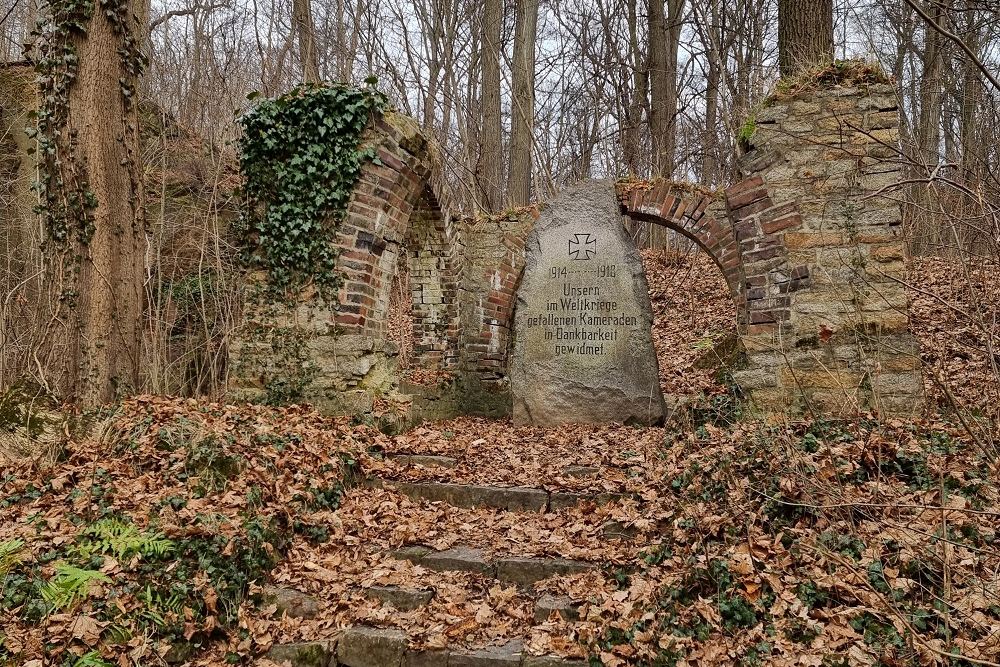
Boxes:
[616,182,744,298]
[332,111,460,369]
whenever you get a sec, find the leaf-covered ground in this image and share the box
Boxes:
[2,252,999,667]
[3,400,998,666]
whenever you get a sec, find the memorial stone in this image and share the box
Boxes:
[511,181,666,426]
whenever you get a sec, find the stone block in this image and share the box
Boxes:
[732,368,778,390]
[403,650,451,667]
[534,595,582,622]
[872,372,923,395]
[365,585,434,611]
[523,658,589,667]
[417,546,494,576]
[779,368,864,390]
[263,586,320,619]
[337,627,407,667]
[784,232,847,249]
[494,556,594,587]
[392,481,548,512]
[511,181,666,426]
[267,641,337,667]
[450,641,524,667]
[870,242,904,262]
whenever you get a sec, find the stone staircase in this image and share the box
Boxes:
[262,450,651,667]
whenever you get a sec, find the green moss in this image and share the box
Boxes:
[737,115,756,151]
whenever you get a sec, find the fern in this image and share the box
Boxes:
[0,538,24,578]
[75,518,174,560]
[40,564,111,611]
[71,651,115,667]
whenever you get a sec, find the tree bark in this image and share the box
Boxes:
[293,0,321,83]
[622,0,647,176]
[648,0,682,176]
[43,0,147,407]
[477,0,503,211]
[917,0,946,167]
[777,0,834,77]
[507,0,538,206]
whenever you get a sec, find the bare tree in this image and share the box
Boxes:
[477,0,504,211]
[507,0,538,205]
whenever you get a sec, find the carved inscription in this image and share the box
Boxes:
[522,235,639,358]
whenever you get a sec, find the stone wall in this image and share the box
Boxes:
[230,83,924,420]
[728,83,923,416]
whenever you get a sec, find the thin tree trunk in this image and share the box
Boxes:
[623,0,647,176]
[507,0,538,206]
[917,0,945,167]
[293,0,321,83]
[478,0,503,211]
[777,0,834,76]
[649,0,682,176]
[701,0,721,186]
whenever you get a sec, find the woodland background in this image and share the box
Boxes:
[0,0,998,419]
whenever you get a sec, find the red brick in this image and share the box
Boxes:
[761,214,802,234]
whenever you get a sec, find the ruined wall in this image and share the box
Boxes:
[230,82,924,421]
[229,112,521,418]
[729,83,923,416]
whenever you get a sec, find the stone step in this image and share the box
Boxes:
[386,453,459,468]
[373,479,628,513]
[364,585,435,611]
[533,595,581,622]
[391,545,594,587]
[267,628,588,667]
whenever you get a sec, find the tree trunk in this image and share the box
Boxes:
[777,0,834,77]
[41,0,147,407]
[507,0,538,206]
[701,0,721,186]
[917,0,946,168]
[477,0,503,211]
[622,0,647,176]
[648,0,682,176]
[293,0,321,83]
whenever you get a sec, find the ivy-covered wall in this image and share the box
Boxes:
[229,96,509,417]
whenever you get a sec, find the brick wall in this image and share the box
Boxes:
[230,112,465,412]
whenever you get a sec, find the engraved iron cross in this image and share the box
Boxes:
[568,233,597,260]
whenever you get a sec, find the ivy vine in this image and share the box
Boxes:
[237,82,387,302]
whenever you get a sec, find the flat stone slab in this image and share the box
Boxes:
[387,454,459,468]
[510,180,666,426]
[262,586,320,619]
[495,556,594,587]
[549,491,627,510]
[266,641,336,667]
[337,626,407,667]
[561,465,601,478]
[364,585,434,611]
[534,594,581,622]
[392,481,548,512]
[450,641,524,667]
[393,545,494,577]
[523,657,589,667]
[403,650,451,667]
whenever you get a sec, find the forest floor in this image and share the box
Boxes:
[1,250,998,667]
